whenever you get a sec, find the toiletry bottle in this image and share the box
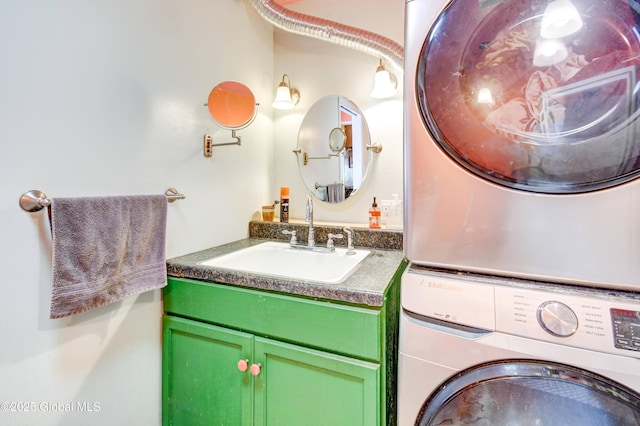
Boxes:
[280,187,290,223]
[369,197,381,229]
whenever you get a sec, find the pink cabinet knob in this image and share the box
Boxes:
[250,363,261,376]
[237,359,249,372]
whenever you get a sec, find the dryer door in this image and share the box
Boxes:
[418,0,640,193]
[415,359,640,425]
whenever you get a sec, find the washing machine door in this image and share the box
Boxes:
[416,359,640,425]
[418,0,640,193]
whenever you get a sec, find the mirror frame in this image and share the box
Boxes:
[328,127,347,152]
[207,81,258,130]
[295,95,375,204]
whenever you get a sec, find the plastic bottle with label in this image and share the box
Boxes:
[280,187,290,223]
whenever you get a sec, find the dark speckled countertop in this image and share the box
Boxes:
[248,220,403,250]
[166,222,406,307]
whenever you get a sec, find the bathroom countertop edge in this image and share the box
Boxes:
[166,238,405,307]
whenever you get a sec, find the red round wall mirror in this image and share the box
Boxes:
[207,81,258,129]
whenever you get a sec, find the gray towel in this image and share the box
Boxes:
[49,195,168,319]
[327,183,345,203]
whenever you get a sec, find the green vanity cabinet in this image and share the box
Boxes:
[163,316,253,425]
[252,337,379,425]
[163,262,404,426]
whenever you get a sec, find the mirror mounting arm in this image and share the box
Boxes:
[203,131,241,158]
[366,142,383,154]
[292,149,339,166]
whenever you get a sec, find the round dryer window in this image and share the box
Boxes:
[417,0,640,193]
[415,360,640,425]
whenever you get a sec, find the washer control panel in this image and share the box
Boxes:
[611,308,640,352]
[402,268,640,358]
[495,285,640,357]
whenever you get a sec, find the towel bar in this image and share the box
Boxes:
[19,188,186,213]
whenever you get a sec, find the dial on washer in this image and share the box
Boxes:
[537,301,579,337]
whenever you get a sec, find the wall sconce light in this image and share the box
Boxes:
[272,74,300,110]
[370,59,397,99]
[540,0,583,39]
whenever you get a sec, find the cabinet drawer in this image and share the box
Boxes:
[164,277,382,361]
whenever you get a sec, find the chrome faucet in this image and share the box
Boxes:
[343,226,356,255]
[305,195,315,247]
[285,195,339,252]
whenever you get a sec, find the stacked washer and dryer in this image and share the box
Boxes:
[399,0,640,424]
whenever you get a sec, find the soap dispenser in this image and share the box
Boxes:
[369,197,381,229]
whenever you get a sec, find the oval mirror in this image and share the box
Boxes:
[207,81,257,129]
[296,96,373,203]
[328,127,347,152]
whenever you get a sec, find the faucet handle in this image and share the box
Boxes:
[326,233,344,249]
[282,229,297,245]
[342,227,356,255]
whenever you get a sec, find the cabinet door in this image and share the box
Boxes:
[254,337,380,426]
[163,316,254,426]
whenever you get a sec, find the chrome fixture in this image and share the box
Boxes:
[203,133,243,157]
[283,195,341,252]
[272,74,300,110]
[343,226,356,255]
[284,233,337,253]
[326,233,344,249]
[281,223,357,253]
[280,199,361,254]
[19,188,186,213]
[305,195,315,247]
[281,229,297,245]
[366,142,383,154]
[370,59,397,99]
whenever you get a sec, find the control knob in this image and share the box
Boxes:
[536,301,578,337]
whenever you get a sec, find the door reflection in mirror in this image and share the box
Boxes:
[296,95,373,203]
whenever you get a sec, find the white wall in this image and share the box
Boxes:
[0,0,272,424]
[272,0,405,225]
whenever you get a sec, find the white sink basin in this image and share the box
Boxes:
[200,241,370,284]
